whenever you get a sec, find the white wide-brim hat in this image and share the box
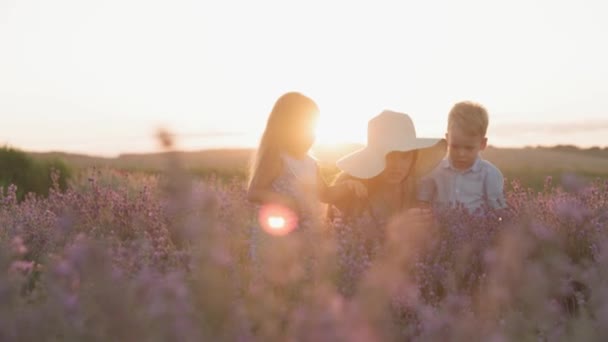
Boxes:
[336,110,447,179]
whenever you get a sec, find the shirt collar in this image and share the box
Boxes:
[441,157,482,173]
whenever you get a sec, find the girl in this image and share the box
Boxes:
[247,92,365,234]
[246,92,366,313]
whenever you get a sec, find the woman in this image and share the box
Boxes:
[329,111,446,297]
[330,110,446,227]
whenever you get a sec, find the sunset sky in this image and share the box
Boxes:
[1,0,607,156]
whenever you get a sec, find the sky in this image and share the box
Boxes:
[1,0,607,157]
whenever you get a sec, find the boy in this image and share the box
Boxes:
[419,101,505,212]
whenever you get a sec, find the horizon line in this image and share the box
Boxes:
[12,142,608,159]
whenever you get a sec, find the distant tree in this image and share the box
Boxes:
[0,146,71,200]
[551,144,580,153]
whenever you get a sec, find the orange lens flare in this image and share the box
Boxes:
[258,204,298,236]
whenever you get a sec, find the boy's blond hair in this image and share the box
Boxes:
[447,101,489,137]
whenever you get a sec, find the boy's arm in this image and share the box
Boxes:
[485,167,506,209]
[247,154,297,210]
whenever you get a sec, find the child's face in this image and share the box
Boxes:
[446,126,487,171]
[381,151,415,184]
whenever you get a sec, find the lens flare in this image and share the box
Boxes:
[267,216,286,229]
[258,204,298,236]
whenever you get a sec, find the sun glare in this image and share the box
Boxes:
[315,116,365,146]
[258,204,298,236]
[267,216,286,229]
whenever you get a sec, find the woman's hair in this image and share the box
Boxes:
[248,92,319,186]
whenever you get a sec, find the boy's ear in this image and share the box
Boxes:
[481,137,488,150]
[444,132,449,140]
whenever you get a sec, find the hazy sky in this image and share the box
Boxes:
[1,0,607,156]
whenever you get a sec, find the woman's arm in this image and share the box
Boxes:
[321,172,369,222]
[317,168,367,204]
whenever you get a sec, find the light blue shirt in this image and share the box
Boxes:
[418,157,506,212]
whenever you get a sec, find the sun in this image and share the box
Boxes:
[314,115,366,146]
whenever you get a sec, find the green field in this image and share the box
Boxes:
[28,144,608,190]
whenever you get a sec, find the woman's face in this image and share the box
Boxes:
[381,151,415,184]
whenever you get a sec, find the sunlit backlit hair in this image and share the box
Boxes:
[448,101,489,137]
[248,92,320,186]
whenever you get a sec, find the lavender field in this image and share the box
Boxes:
[1,166,608,341]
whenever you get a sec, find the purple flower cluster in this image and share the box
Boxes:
[0,170,607,340]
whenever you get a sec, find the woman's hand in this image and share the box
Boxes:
[342,179,368,198]
[401,207,433,229]
[387,207,435,245]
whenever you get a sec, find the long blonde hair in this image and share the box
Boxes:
[248,92,319,186]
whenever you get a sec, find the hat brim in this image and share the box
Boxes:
[336,138,447,179]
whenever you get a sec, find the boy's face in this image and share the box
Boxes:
[446,126,487,171]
